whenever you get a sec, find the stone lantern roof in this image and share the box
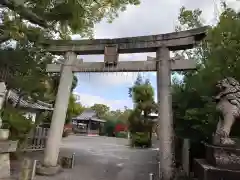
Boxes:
[7,90,53,111]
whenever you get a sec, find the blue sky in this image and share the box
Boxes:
[72,0,240,110]
[74,71,158,110]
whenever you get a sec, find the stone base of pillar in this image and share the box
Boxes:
[0,129,18,180]
[0,153,10,179]
[36,163,62,176]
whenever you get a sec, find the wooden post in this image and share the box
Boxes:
[30,160,37,180]
[19,158,31,180]
[88,119,91,135]
[182,139,190,176]
[156,47,174,180]
[71,153,75,169]
[149,173,154,180]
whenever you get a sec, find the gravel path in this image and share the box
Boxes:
[18,136,159,180]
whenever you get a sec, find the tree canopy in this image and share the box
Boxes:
[0,0,142,141]
[128,74,156,133]
[0,0,140,39]
[90,103,110,118]
[173,3,240,142]
[129,75,156,116]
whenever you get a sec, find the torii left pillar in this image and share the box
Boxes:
[43,52,76,168]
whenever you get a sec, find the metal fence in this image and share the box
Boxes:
[23,127,49,151]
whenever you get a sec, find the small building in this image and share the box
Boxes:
[72,109,106,136]
[7,90,53,122]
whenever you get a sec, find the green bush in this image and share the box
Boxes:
[1,105,33,142]
[104,120,116,136]
[131,132,151,148]
[116,131,127,138]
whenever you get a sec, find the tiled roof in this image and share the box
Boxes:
[7,90,53,111]
[78,109,97,118]
[72,109,106,123]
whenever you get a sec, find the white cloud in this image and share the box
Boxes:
[77,72,137,86]
[76,71,155,87]
[71,0,221,87]
[226,0,240,10]
[72,0,240,109]
[74,92,132,110]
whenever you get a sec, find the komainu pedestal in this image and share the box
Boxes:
[205,140,240,170]
[194,158,240,180]
[194,142,240,180]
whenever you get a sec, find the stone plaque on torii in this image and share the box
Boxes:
[39,26,208,179]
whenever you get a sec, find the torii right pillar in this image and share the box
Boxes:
[156,46,174,180]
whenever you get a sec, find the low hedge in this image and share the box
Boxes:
[115,131,128,138]
[131,132,151,148]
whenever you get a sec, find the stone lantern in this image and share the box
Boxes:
[0,82,18,179]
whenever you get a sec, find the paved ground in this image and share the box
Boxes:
[16,136,159,180]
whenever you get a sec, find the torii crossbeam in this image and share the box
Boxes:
[46,58,196,73]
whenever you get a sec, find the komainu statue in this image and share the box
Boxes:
[214,77,240,145]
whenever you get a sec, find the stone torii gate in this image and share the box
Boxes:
[41,27,208,179]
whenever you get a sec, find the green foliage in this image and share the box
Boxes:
[65,75,85,124]
[115,131,127,138]
[65,94,84,124]
[176,7,203,30]
[0,43,53,103]
[131,132,151,148]
[3,0,140,38]
[102,117,128,137]
[0,0,141,143]
[173,5,240,144]
[1,104,33,142]
[128,74,155,147]
[90,103,110,118]
[71,75,78,91]
[104,119,116,137]
[128,74,156,133]
[129,75,156,115]
[101,108,131,137]
[103,107,132,124]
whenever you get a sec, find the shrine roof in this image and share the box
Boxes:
[72,109,106,123]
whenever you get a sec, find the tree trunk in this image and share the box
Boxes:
[149,127,152,141]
